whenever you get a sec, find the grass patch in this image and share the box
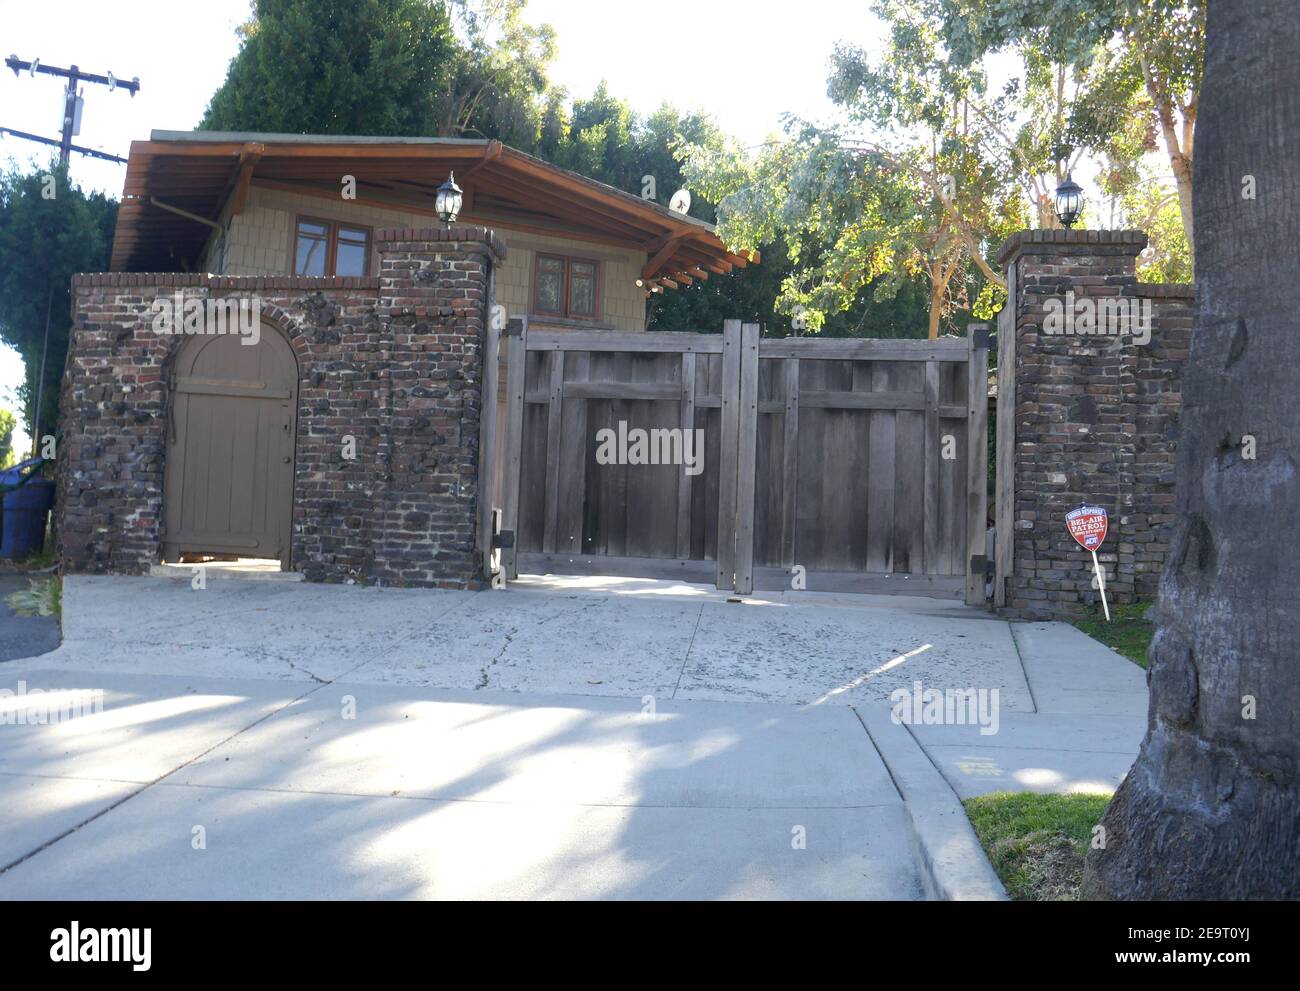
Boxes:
[964,791,1112,901]
[1073,600,1153,668]
[22,542,57,570]
[5,575,61,619]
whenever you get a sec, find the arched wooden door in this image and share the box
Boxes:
[163,326,298,567]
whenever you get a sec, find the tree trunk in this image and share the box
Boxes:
[1084,0,1300,899]
[1170,151,1196,263]
[927,277,944,340]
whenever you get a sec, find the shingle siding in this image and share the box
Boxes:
[202,186,648,331]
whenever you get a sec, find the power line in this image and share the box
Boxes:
[1,55,140,167]
[0,124,127,164]
[1,56,141,452]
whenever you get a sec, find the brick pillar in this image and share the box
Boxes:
[369,226,507,588]
[995,230,1150,620]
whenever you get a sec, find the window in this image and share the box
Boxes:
[532,253,601,322]
[293,217,371,277]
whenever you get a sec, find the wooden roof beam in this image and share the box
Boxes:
[230,142,265,216]
[457,139,503,181]
[642,235,688,280]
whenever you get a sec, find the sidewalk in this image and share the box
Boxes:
[907,623,1148,798]
[0,671,929,900]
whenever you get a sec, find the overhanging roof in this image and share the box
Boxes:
[110,130,756,288]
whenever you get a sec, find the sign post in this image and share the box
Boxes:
[1066,505,1111,622]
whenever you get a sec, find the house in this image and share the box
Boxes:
[112,130,755,329]
[57,131,752,587]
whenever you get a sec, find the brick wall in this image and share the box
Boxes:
[56,226,505,589]
[997,230,1194,620]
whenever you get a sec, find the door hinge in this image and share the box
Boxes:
[970,554,994,577]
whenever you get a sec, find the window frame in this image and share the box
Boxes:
[531,252,602,323]
[292,215,373,278]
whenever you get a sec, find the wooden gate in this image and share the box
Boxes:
[163,326,298,568]
[485,318,988,604]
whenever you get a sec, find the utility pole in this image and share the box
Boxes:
[1,56,140,454]
[1,55,140,166]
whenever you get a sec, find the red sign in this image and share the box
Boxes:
[1066,506,1108,552]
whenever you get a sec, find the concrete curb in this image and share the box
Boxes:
[855,704,1008,901]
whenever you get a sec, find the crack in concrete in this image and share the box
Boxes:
[284,657,329,685]
[671,603,707,699]
[477,629,517,690]
[533,597,604,626]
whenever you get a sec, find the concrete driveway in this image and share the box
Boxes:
[22,574,1034,706]
[0,574,1147,900]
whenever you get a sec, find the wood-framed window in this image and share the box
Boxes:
[532,253,601,322]
[293,216,372,277]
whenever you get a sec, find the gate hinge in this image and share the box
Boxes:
[502,318,524,338]
[970,554,994,577]
[971,325,990,350]
[492,529,515,550]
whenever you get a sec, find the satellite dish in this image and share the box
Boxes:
[669,189,692,215]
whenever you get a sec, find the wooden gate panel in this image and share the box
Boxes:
[865,362,899,573]
[555,351,589,554]
[497,322,988,603]
[749,331,984,597]
[893,401,926,574]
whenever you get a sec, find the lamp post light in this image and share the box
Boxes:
[1054,173,1084,229]
[435,172,463,228]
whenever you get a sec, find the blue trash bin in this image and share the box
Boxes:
[1,457,54,559]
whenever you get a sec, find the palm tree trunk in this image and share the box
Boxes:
[1084,0,1300,899]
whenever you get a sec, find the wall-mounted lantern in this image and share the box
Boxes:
[435,172,463,227]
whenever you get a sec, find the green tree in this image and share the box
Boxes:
[0,164,117,441]
[1124,171,1192,283]
[0,409,16,469]
[201,0,456,135]
[434,0,557,146]
[681,1,1030,339]
[938,0,1203,248]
